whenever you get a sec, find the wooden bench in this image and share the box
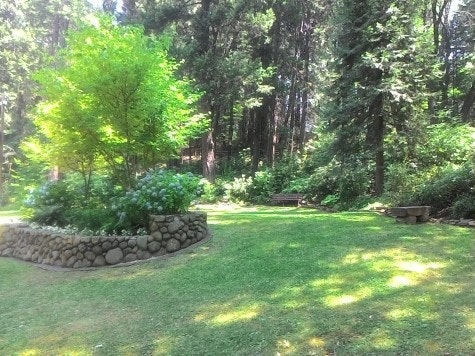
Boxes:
[390,206,430,224]
[271,193,304,206]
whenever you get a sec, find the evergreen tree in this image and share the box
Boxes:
[326,0,434,196]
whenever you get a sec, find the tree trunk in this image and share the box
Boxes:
[372,93,384,196]
[227,100,234,160]
[461,79,475,122]
[374,116,384,196]
[251,109,260,173]
[266,98,277,166]
[201,130,216,182]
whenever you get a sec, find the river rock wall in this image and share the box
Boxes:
[0,212,209,268]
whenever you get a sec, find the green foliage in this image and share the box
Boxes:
[218,148,254,179]
[248,170,274,204]
[112,170,202,232]
[23,174,116,230]
[384,163,426,204]
[24,180,79,226]
[222,154,306,204]
[304,164,339,202]
[23,170,203,234]
[452,195,475,219]
[321,194,339,208]
[409,163,475,217]
[30,15,206,188]
[268,154,303,193]
[198,179,226,204]
[416,124,475,167]
[282,177,309,194]
[224,175,253,204]
[64,208,117,236]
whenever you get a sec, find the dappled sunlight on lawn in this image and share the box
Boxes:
[361,329,397,351]
[19,348,89,356]
[324,286,374,307]
[460,307,475,331]
[1,205,474,355]
[19,343,90,356]
[194,302,261,325]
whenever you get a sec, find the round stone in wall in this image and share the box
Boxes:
[92,255,106,267]
[84,251,96,262]
[92,245,102,255]
[166,238,181,253]
[148,241,161,253]
[102,241,112,251]
[137,250,151,260]
[137,235,148,250]
[124,253,137,262]
[151,231,162,241]
[168,219,184,233]
[105,248,123,265]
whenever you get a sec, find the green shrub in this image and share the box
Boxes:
[452,195,475,219]
[338,166,372,203]
[304,163,339,202]
[112,170,202,232]
[218,148,253,179]
[249,170,274,204]
[283,177,311,194]
[384,163,425,204]
[417,124,475,167]
[321,194,339,208]
[24,180,82,226]
[270,154,302,193]
[65,208,117,235]
[198,178,226,203]
[410,163,475,216]
[224,175,253,203]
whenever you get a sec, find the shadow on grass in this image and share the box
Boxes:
[1,207,473,355]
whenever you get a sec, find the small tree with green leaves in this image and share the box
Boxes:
[29,15,207,190]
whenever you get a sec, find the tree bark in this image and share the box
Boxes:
[366,92,384,196]
[201,129,216,182]
[461,79,475,122]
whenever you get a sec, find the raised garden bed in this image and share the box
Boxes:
[0,212,210,268]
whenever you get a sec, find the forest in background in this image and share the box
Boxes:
[0,0,474,228]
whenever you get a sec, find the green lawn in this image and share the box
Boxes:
[0,205,473,355]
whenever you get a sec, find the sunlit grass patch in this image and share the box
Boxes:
[1,205,473,355]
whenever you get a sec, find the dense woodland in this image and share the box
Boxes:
[0,0,474,229]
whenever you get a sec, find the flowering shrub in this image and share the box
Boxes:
[24,180,80,226]
[112,170,202,231]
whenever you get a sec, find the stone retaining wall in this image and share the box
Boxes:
[0,212,209,268]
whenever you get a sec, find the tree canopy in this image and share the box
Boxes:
[29,15,207,188]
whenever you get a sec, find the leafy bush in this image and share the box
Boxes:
[218,148,253,179]
[321,194,339,208]
[384,163,427,204]
[270,154,303,193]
[417,124,475,167]
[112,170,202,232]
[303,162,339,202]
[64,208,117,235]
[452,195,475,219]
[301,131,336,173]
[224,175,253,203]
[249,170,274,204]
[410,163,475,216]
[283,177,311,194]
[24,180,81,226]
[337,165,372,203]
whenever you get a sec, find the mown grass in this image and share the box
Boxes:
[0,205,473,355]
